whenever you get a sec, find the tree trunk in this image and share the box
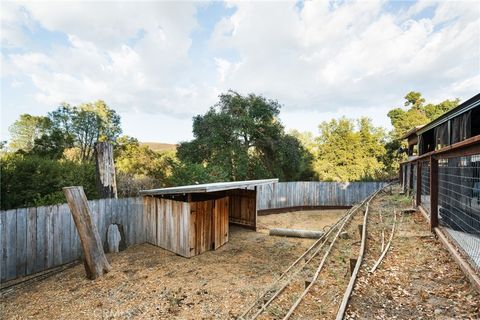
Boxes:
[63,186,112,279]
[95,141,117,198]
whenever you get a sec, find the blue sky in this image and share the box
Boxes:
[1,0,479,143]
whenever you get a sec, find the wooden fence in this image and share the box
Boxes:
[256,181,387,211]
[0,197,144,283]
[1,181,386,284]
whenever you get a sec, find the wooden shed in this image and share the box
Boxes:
[140,179,278,257]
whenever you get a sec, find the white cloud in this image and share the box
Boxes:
[1,1,218,118]
[210,0,479,117]
[1,0,479,142]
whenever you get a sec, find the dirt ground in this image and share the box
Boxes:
[345,190,480,319]
[257,210,344,234]
[0,210,344,320]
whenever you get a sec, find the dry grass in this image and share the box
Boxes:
[0,210,344,320]
[345,187,480,319]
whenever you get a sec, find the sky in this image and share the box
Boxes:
[1,0,479,144]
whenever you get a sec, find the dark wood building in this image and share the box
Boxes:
[416,93,480,155]
[140,179,278,257]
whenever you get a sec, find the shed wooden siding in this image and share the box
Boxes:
[213,197,229,250]
[144,196,229,257]
[144,197,190,258]
[228,189,257,229]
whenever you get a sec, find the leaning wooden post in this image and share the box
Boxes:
[430,156,439,231]
[63,186,112,279]
[95,141,117,198]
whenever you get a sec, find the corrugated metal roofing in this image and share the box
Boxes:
[140,178,278,195]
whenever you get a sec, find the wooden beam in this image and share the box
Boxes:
[63,186,111,279]
[415,134,480,160]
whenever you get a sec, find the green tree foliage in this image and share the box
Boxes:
[177,91,313,182]
[8,114,51,152]
[313,117,386,181]
[387,91,459,139]
[14,101,122,162]
[385,91,460,174]
[0,153,97,210]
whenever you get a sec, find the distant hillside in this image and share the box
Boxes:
[140,142,177,153]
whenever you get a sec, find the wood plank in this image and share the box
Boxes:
[35,206,46,273]
[16,208,27,277]
[26,207,37,274]
[45,205,54,269]
[97,199,106,248]
[60,204,72,264]
[189,203,196,257]
[214,197,229,250]
[5,210,17,281]
[0,210,6,282]
[137,197,145,244]
[53,205,63,266]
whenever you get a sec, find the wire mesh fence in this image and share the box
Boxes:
[421,161,431,215]
[412,163,417,196]
[438,154,480,271]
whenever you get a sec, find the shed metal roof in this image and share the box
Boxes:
[140,178,278,196]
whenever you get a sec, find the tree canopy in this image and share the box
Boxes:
[1,90,463,210]
[177,91,313,182]
[313,117,387,181]
[387,91,459,139]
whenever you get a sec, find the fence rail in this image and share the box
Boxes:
[401,136,480,275]
[1,181,387,284]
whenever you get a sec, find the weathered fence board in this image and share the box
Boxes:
[35,206,45,273]
[1,182,386,283]
[6,210,16,280]
[26,207,36,275]
[16,208,27,278]
[256,182,387,211]
[1,211,7,282]
[0,197,144,283]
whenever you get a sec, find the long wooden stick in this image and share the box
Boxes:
[370,210,397,273]
[249,211,353,320]
[335,183,392,320]
[282,205,362,320]
[242,184,389,320]
[283,185,389,320]
[240,205,360,319]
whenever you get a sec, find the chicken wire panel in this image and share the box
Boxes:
[421,161,431,215]
[438,154,480,270]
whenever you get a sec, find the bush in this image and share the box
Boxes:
[0,153,97,210]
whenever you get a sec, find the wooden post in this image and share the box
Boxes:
[94,142,117,198]
[430,156,439,231]
[408,163,414,194]
[399,164,403,187]
[416,161,422,207]
[63,186,112,279]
